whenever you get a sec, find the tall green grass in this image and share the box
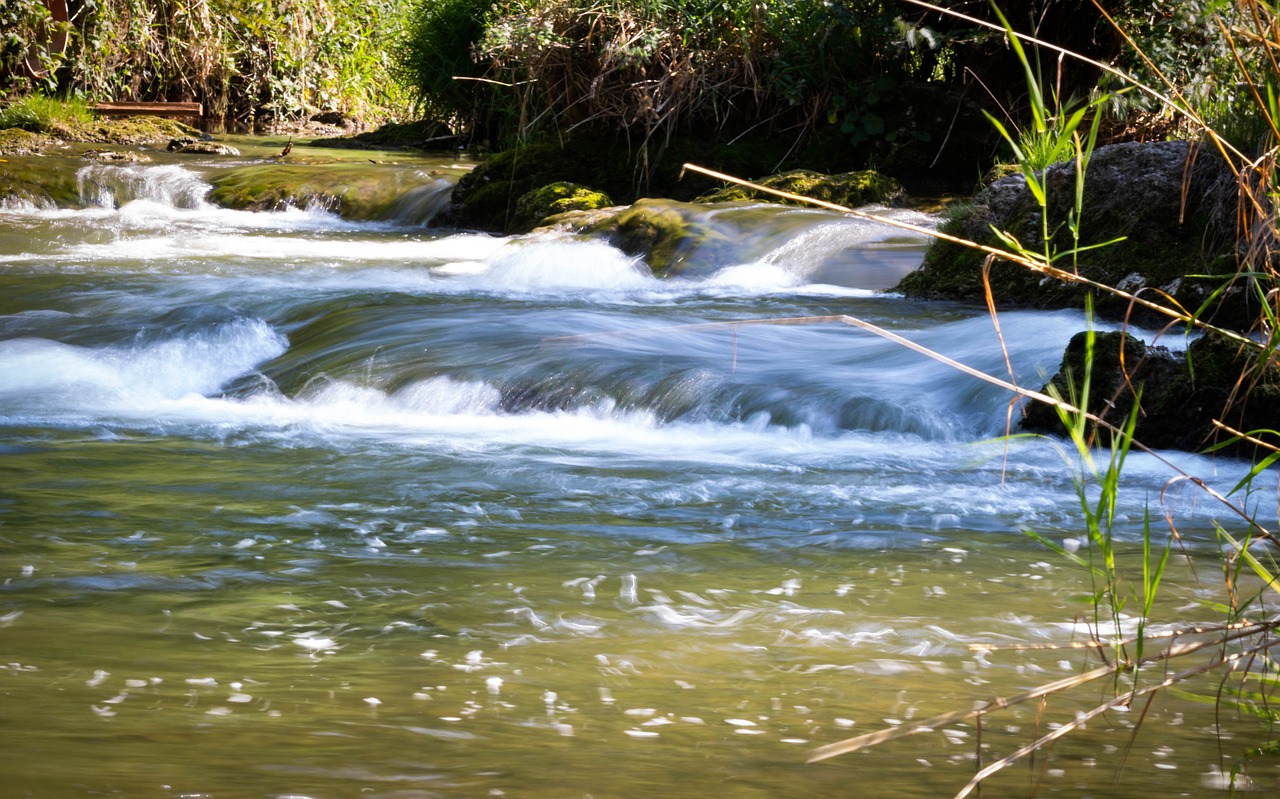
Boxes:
[0,93,92,132]
[2,0,416,128]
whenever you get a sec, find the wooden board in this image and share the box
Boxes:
[94,102,204,119]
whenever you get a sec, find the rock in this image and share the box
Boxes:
[512,182,613,232]
[0,127,53,155]
[309,110,352,127]
[308,118,454,151]
[206,162,454,221]
[695,168,905,208]
[559,198,738,277]
[81,149,151,163]
[167,139,240,156]
[1021,329,1280,452]
[897,141,1254,329]
[75,116,200,145]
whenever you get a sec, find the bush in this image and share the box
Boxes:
[60,0,414,128]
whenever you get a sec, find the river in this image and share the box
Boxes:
[1,141,1276,798]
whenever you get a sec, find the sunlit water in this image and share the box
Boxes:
[1,150,1278,798]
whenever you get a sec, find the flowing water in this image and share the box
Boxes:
[1,145,1277,798]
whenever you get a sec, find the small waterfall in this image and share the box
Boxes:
[76,163,213,209]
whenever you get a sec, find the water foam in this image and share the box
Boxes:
[0,317,287,415]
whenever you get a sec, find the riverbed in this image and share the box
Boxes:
[1,140,1277,798]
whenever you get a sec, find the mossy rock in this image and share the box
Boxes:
[511,182,613,232]
[72,116,202,145]
[439,132,915,233]
[571,198,738,277]
[207,163,449,220]
[1022,329,1280,452]
[897,141,1250,328]
[0,127,53,155]
[696,169,905,208]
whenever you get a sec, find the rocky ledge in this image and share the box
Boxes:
[897,140,1257,331]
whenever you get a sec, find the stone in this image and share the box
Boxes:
[1021,329,1280,452]
[897,141,1254,329]
[512,182,613,232]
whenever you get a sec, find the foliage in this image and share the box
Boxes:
[397,0,946,152]
[0,0,68,94]
[394,0,493,131]
[6,0,418,128]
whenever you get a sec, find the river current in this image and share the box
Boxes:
[1,145,1277,798]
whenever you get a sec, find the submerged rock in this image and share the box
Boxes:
[1021,329,1280,452]
[167,139,240,156]
[81,149,152,163]
[206,162,454,222]
[898,141,1253,329]
[696,168,905,208]
[547,198,736,277]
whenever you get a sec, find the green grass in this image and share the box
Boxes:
[0,94,93,133]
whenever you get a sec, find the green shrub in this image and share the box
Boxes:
[62,0,413,128]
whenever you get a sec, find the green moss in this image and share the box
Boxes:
[208,163,447,220]
[0,127,53,155]
[579,198,736,277]
[442,131,918,233]
[512,182,613,232]
[696,169,904,207]
[71,116,201,145]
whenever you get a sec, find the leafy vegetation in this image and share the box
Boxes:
[2,0,415,128]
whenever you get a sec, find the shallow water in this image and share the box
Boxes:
[1,150,1278,798]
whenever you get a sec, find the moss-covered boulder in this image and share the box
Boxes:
[0,154,80,205]
[1021,329,1280,452]
[897,141,1250,328]
[545,198,735,277]
[696,168,905,208]
[0,127,54,155]
[71,116,201,145]
[511,182,613,232]
[207,163,452,220]
[438,132,918,234]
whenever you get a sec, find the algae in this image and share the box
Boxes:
[512,182,613,232]
[0,127,53,155]
[207,162,451,220]
[575,198,737,277]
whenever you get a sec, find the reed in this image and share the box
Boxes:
[679,1,1280,791]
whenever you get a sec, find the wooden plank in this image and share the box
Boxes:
[93,102,203,118]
